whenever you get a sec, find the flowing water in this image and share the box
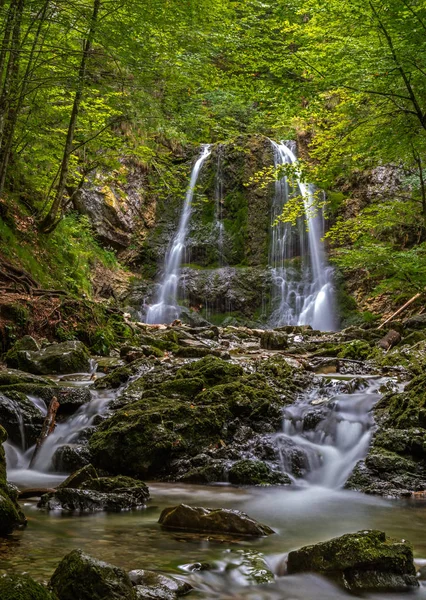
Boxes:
[2,369,426,597]
[269,141,336,331]
[146,145,212,324]
[215,145,225,266]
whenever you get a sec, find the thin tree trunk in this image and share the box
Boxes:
[0,0,50,195]
[39,0,101,233]
[0,0,22,142]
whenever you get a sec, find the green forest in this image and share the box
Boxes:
[1,2,426,599]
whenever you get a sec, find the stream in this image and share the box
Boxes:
[1,366,426,598]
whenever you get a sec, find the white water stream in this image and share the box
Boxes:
[146,145,211,324]
[269,141,336,331]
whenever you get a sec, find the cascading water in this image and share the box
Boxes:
[275,377,383,488]
[215,145,225,266]
[269,141,336,331]
[146,144,211,324]
[5,387,114,489]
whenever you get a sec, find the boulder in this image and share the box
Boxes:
[223,550,274,585]
[0,425,26,535]
[0,369,51,386]
[129,570,191,600]
[287,530,418,592]
[57,464,99,490]
[260,331,288,350]
[50,549,136,600]
[6,341,91,375]
[38,484,149,512]
[0,574,52,600]
[228,459,291,486]
[51,444,91,472]
[158,504,274,537]
[0,391,44,448]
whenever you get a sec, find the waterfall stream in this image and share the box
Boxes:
[269,141,336,331]
[146,145,211,324]
[275,377,382,489]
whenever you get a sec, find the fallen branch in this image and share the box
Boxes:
[29,396,60,469]
[19,487,56,499]
[378,292,422,329]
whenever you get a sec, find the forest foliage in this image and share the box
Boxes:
[0,0,425,300]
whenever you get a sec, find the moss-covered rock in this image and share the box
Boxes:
[128,570,191,600]
[38,486,148,512]
[287,530,418,592]
[0,425,26,535]
[224,550,274,585]
[50,549,136,600]
[228,459,291,486]
[6,341,91,375]
[58,464,99,490]
[260,331,288,350]
[89,354,299,481]
[158,504,274,537]
[0,391,44,448]
[0,574,53,600]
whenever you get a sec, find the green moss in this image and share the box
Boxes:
[228,459,290,486]
[176,355,243,386]
[0,574,53,600]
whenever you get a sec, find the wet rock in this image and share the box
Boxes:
[89,353,297,480]
[158,504,274,537]
[129,570,191,600]
[6,341,91,375]
[50,549,136,599]
[38,485,148,512]
[287,529,418,592]
[58,464,99,490]
[51,444,91,472]
[0,573,53,599]
[0,390,44,448]
[404,314,426,330]
[177,461,227,484]
[228,459,290,486]
[0,425,26,535]
[95,356,125,373]
[81,475,149,499]
[56,387,92,412]
[225,550,275,585]
[0,369,51,387]
[260,331,288,350]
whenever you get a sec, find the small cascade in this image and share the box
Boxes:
[215,145,225,266]
[5,388,114,488]
[269,141,336,331]
[146,144,211,324]
[275,378,382,488]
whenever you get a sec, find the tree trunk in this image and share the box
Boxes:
[39,0,101,233]
[0,0,50,195]
[29,396,60,469]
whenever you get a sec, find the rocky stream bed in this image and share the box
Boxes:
[1,318,426,598]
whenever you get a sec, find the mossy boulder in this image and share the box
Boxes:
[287,530,418,592]
[0,425,26,535]
[89,356,293,479]
[38,486,148,512]
[0,574,52,600]
[58,464,99,490]
[6,341,91,375]
[158,504,274,537]
[228,459,291,486]
[50,549,136,600]
[0,391,44,448]
[128,570,191,600]
[0,369,51,387]
[260,331,288,350]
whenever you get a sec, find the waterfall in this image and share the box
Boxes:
[275,378,382,489]
[146,144,211,325]
[269,141,336,331]
[215,145,225,266]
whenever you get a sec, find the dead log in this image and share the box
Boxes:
[19,487,56,499]
[29,396,60,469]
[378,293,422,329]
[377,329,402,350]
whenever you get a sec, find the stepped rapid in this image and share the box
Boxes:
[146,144,211,324]
[269,141,336,331]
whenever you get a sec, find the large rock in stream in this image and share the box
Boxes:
[287,530,418,592]
[89,354,307,481]
[0,425,26,535]
[158,504,274,537]
[50,549,136,600]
